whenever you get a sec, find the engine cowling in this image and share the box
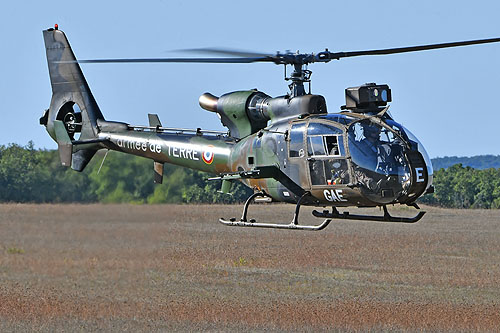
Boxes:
[199,90,327,138]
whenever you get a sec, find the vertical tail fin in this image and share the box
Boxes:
[42,26,104,171]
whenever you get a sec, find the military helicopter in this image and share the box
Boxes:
[40,25,500,230]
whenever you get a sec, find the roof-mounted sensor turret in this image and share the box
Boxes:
[342,83,392,112]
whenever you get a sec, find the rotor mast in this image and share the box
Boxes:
[282,53,316,97]
[286,63,311,97]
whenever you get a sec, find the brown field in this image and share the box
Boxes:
[0,204,499,332]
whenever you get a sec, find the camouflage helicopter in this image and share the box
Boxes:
[40,25,500,230]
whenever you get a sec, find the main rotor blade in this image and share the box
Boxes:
[62,36,500,66]
[69,56,274,64]
[327,37,500,60]
[176,47,273,58]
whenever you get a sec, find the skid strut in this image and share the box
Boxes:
[219,192,331,231]
[312,205,425,223]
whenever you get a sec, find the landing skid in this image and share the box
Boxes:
[219,192,331,231]
[312,206,425,223]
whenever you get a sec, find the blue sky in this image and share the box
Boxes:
[1,0,500,158]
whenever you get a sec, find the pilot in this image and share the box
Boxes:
[357,123,382,170]
[360,123,399,174]
[362,123,381,147]
[359,122,392,174]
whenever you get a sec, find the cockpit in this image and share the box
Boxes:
[347,119,411,203]
[288,113,433,205]
[348,117,433,204]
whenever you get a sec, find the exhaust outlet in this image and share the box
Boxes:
[199,92,219,112]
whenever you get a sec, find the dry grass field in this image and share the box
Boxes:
[0,203,499,331]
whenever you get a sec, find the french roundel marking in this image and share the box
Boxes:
[202,146,215,164]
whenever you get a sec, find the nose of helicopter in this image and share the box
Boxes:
[355,149,431,206]
[347,118,433,206]
[357,173,410,205]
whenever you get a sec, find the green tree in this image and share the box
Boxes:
[0,142,38,202]
[421,164,500,209]
[88,151,154,203]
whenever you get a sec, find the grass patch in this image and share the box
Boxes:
[7,247,25,254]
[233,257,249,267]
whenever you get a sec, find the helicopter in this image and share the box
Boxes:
[40,25,500,230]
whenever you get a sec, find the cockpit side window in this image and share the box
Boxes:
[308,136,326,156]
[309,158,350,186]
[307,122,345,157]
[308,122,342,136]
[325,136,343,156]
[306,121,349,186]
[289,122,306,158]
[307,135,345,157]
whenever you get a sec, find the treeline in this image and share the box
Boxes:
[0,142,252,204]
[419,164,500,208]
[1,143,500,208]
[431,155,500,170]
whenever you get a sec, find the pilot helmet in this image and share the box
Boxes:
[363,123,381,139]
